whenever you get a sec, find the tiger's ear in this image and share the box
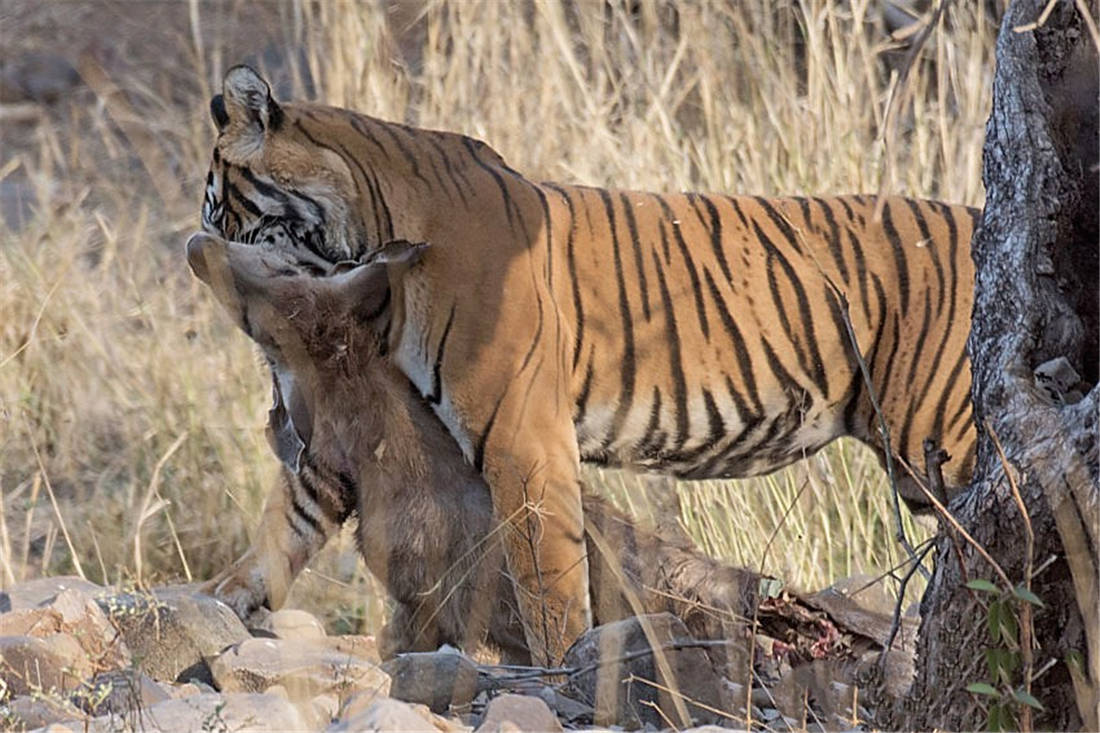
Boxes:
[221,65,283,134]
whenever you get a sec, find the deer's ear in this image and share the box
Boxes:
[221,65,284,135]
[267,371,311,473]
[331,241,429,324]
[185,231,228,285]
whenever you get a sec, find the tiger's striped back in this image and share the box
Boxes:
[537,187,977,494]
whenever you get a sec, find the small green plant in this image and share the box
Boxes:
[965,578,1045,731]
[200,700,230,733]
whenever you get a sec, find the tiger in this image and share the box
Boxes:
[200,64,979,664]
[189,232,761,667]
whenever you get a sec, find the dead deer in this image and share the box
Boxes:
[187,232,758,663]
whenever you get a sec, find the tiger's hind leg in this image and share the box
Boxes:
[203,464,349,621]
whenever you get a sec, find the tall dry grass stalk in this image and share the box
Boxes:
[1,0,994,628]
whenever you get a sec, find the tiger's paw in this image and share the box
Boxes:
[201,557,273,623]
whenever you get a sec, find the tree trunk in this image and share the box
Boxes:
[890,1,1099,730]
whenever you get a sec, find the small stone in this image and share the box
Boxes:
[2,694,84,729]
[759,706,782,722]
[537,687,594,726]
[476,693,562,733]
[210,636,390,701]
[258,608,327,640]
[383,649,484,713]
[0,634,93,696]
[311,693,340,721]
[330,697,447,732]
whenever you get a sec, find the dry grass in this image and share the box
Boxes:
[0,0,995,631]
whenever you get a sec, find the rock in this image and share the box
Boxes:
[0,607,60,636]
[0,51,81,104]
[210,636,390,701]
[0,576,104,612]
[163,681,207,699]
[536,687,594,726]
[0,634,93,696]
[330,697,459,732]
[258,608,326,640]
[476,693,562,732]
[71,691,310,733]
[562,613,731,729]
[1,694,84,729]
[0,589,131,671]
[310,693,340,725]
[812,574,897,619]
[751,686,774,709]
[71,668,171,717]
[96,587,249,682]
[383,649,484,713]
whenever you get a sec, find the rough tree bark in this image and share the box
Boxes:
[889,1,1099,730]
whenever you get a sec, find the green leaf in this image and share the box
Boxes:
[988,599,1018,645]
[988,599,1003,644]
[967,682,1000,697]
[988,702,1017,732]
[967,578,1001,593]
[1000,605,1019,645]
[985,649,1019,685]
[1011,689,1044,710]
[1012,584,1045,607]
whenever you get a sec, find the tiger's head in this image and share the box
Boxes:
[202,66,368,268]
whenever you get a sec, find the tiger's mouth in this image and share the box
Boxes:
[216,215,342,274]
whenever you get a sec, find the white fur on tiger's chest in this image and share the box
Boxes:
[391,331,478,467]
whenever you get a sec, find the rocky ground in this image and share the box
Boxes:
[0,575,914,732]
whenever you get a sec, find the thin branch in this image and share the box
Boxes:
[823,280,929,580]
[903,461,1013,590]
[988,421,1036,733]
[879,540,933,667]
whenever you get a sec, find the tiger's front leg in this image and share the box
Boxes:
[203,465,346,621]
[478,381,592,666]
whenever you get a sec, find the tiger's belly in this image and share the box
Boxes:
[574,395,845,481]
